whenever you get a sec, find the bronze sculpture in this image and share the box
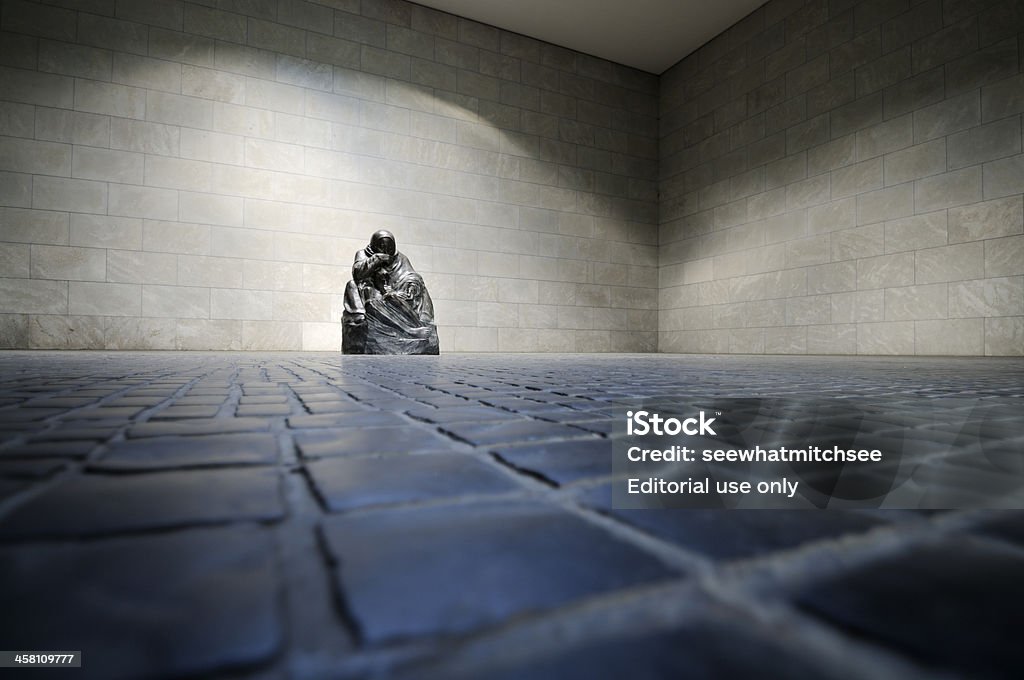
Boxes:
[341,230,439,354]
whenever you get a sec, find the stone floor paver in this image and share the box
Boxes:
[581,482,887,560]
[0,525,281,679]
[492,438,613,485]
[0,351,1020,679]
[307,452,522,511]
[296,425,458,458]
[90,432,280,471]
[405,611,853,680]
[0,467,283,539]
[792,536,1024,679]
[319,499,680,643]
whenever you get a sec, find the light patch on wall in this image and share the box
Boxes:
[0,1,660,352]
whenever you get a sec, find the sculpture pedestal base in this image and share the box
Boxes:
[342,298,439,355]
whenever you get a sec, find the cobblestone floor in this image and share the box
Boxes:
[0,352,1022,679]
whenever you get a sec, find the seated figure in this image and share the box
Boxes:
[342,230,439,355]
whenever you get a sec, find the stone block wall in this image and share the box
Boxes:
[0,0,659,351]
[3,0,1020,355]
[660,0,1024,355]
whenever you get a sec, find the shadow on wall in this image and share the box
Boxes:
[656,0,1024,357]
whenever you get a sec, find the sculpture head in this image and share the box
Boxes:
[369,230,397,256]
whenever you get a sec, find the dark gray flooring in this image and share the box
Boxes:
[0,352,1022,680]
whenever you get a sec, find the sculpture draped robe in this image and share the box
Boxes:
[341,231,439,355]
